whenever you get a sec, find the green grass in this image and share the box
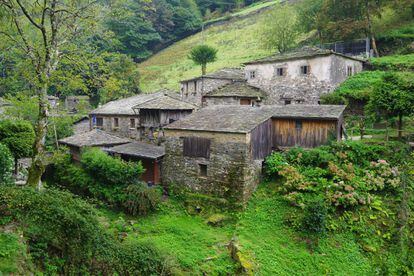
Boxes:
[99,184,375,275]
[236,184,373,275]
[0,232,26,274]
[370,54,414,71]
[138,6,274,92]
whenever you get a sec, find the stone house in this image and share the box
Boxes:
[162,104,345,202]
[202,82,266,107]
[89,92,196,141]
[65,96,90,113]
[180,68,245,106]
[244,47,364,105]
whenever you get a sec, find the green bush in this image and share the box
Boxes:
[370,54,414,71]
[123,183,162,216]
[48,149,150,213]
[301,199,327,236]
[0,143,13,184]
[0,186,172,274]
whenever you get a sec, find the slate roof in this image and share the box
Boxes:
[59,129,131,147]
[105,142,165,159]
[204,82,266,98]
[132,94,197,111]
[165,105,275,133]
[181,68,245,82]
[165,105,345,133]
[244,46,365,65]
[265,104,346,120]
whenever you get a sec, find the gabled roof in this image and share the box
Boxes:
[132,94,197,111]
[59,129,131,147]
[105,142,165,159]
[181,68,245,83]
[165,105,275,133]
[204,82,266,98]
[243,46,365,65]
[265,104,346,120]
[165,105,345,134]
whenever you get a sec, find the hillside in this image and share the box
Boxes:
[137,4,275,92]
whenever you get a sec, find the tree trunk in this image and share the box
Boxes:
[201,64,206,75]
[26,80,49,189]
[398,114,403,140]
[365,0,379,57]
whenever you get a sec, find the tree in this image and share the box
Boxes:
[188,44,218,75]
[367,72,414,139]
[260,3,301,53]
[0,119,35,174]
[0,0,97,188]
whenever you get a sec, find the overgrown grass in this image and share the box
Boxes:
[370,54,414,71]
[236,184,374,275]
[0,232,29,274]
[138,8,273,92]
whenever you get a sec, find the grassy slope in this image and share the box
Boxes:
[100,184,373,275]
[0,231,30,274]
[138,6,273,92]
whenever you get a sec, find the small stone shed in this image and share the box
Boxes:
[180,68,245,106]
[105,142,165,185]
[162,104,345,202]
[65,96,90,113]
[202,82,266,107]
[58,129,130,161]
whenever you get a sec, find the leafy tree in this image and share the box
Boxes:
[367,72,414,139]
[0,119,35,174]
[0,143,13,184]
[260,4,301,53]
[188,44,218,75]
[0,0,98,188]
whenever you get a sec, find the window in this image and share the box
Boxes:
[130,118,136,129]
[347,66,353,76]
[295,120,302,130]
[249,71,256,79]
[183,137,211,158]
[240,99,251,105]
[295,100,303,104]
[113,117,119,129]
[284,100,291,105]
[194,81,197,92]
[199,164,207,177]
[276,67,285,76]
[300,65,310,75]
[169,118,176,124]
[96,117,103,128]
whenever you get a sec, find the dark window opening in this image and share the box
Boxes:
[199,164,207,177]
[183,137,211,158]
[347,66,353,76]
[169,118,176,124]
[249,71,256,79]
[276,67,285,76]
[284,100,291,105]
[113,117,119,128]
[240,99,252,105]
[194,81,197,92]
[300,65,310,75]
[318,101,321,105]
[295,120,302,130]
[130,118,136,129]
[96,117,103,128]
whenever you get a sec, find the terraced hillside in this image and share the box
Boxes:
[138,2,277,92]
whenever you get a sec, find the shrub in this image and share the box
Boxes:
[301,199,327,236]
[0,186,172,274]
[123,183,161,216]
[0,143,13,184]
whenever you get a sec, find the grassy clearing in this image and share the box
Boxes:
[99,183,374,275]
[138,7,273,92]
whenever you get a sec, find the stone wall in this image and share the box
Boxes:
[89,115,141,139]
[162,129,262,202]
[180,78,232,106]
[244,55,364,105]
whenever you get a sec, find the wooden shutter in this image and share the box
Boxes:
[183,137,211,158]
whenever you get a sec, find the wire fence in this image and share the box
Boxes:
[346,127,414,141]
[318,38,372,58]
